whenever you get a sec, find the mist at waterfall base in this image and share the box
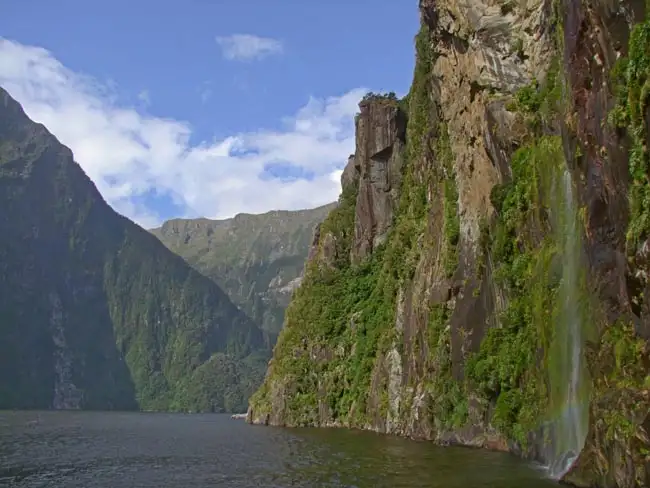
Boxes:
[540,169,590,479]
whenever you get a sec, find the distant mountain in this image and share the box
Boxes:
[151,203,335,345]
[0,87,268,413]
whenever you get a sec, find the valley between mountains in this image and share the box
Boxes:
[0,85,329,414]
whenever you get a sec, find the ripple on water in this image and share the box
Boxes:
[0,411,561,488]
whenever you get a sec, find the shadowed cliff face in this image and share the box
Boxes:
[150,204,335,347]
[0,88,269,413]
[248,0,649,486]
[558,0,650,485]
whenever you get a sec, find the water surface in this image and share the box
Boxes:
[0,411,559,487]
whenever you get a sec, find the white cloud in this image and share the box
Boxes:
[0,38,365,228]
[215,34,283,61]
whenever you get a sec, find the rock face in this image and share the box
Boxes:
[248,1,650,487]
[351,99,407,262]
[0,88,269,413]
[150,204,334,346]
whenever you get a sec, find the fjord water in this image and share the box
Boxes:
[0,411,558,488]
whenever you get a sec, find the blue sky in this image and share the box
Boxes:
[0,0,418,227]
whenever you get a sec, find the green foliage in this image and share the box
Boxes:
[249,20,470,431]
[319,184,358,268]
[360,91,399,104]
[591,319,649,443]
[607,20,650,248]
[593,17,650,454]
[398,94,410,114]
[256,172,392,423]
[426,304,468,429]
[386,22,437,284]
[251,12,649,486]
[467,136,567,446]
[170,351,268,413]
[250,10,598,459]
[250,23,442,426]
[506,60,562,133]
[103,230,268,413]
[438,124,460,278]
[273,233,400,424]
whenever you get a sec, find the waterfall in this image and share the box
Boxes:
[544,169,589,479]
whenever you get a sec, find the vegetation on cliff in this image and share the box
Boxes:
[609,19,650,249]
[563,14,650,486]
[249,24,463,426]
[0,88,268,413]
[250,2,650,486]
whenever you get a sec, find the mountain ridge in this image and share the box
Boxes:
[0,86,268,413]
[151,202,335,344]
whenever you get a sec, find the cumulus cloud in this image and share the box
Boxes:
[0,38,366,228]
[215,34,283,61]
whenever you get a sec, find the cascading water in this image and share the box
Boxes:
[543,169,590,480]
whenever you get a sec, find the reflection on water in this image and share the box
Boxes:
[0,411,559,487]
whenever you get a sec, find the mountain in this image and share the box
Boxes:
[248,1,650,487]
[150,204,335,345]
[0,87,269,413]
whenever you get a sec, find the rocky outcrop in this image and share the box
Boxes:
[249,0,650,486]
[341,154,360,190]
[423,0,555,246]
[351,99,407,262]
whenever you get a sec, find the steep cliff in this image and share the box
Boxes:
[151,204,335,346]
[0,87,269,413]
[248,0,650,486]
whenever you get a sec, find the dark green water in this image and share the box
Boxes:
[0,411,559,487]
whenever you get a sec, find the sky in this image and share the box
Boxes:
[0,0,419,228]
